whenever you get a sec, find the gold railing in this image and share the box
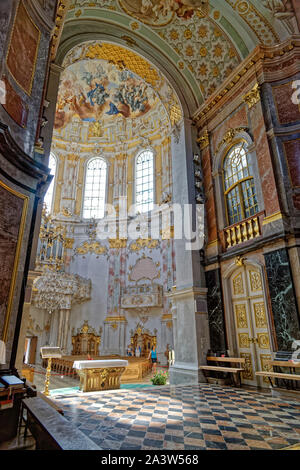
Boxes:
[224,213,262,248]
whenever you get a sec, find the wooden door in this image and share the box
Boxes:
[230,266,272,387]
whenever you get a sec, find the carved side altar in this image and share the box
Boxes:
[73,359,128,392]
[71,321,102,356]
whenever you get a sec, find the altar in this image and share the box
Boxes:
[73,359,128,392]
[43,355,152,383]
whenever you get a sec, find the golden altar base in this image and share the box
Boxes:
[77,366,126,392]
[43,355,152,383]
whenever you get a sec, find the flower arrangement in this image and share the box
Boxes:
[151,369,169,386]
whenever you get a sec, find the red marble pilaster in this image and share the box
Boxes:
[202,143,218,244]
[250,102,281,216]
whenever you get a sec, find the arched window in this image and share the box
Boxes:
[83,158,107,219]
[135,150,154,213]
[223,142,259,226]
[44,153,57,213]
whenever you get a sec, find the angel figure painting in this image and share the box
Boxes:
[54,59,157,130]
[119,0,209,25]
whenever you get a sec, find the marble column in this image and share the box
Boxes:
[168,118,209,384]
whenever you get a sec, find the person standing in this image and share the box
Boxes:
[148,346,157,374]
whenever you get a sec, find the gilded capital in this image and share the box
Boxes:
[197,130,209,150]
[243,83,261,109]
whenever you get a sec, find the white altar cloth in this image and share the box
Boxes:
[73,359,128,370]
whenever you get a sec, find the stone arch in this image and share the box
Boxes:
[42,18,209,385]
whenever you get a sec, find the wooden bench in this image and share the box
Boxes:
[256,370,300,390]
[200,357,245,387]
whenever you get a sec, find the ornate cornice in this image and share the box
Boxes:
[51,1,71,61]
[193,36,300,126]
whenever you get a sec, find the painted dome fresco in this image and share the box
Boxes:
[55,59,160,130]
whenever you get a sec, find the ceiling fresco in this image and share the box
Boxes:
[118,0,209,25]
[59,41,182,128]
[61,0,299,106]
[55,59,160,130]
[53,42,177,149]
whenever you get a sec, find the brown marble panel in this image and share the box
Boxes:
[272,82,300,125]
[212,106,248,153]
[251,106,280,216]
[283,139,300,188]
[0,181,27,341]
[6,1,41,95]
[1,76,28,128]
[293,194,300,211]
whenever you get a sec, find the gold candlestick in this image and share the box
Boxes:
[43,357,52,396]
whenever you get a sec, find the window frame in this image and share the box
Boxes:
[222,140,259,226]
[133,148,155,215]
[82,156,108,220]
[44,152,58,214]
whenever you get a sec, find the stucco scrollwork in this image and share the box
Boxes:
[32,272,91,313]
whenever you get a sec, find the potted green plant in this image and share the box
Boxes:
[151,369,169,385]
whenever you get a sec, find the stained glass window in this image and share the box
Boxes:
[223,142,259,226]
[135,150,154,213]
[44,153,57,213]
[83,158,107,219]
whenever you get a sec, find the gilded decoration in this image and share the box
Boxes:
[253,302,267,328]
[257,333,270,350]
[238,333,250,349]
[88,121,104,138]
[216,128,246,153]
[85,43,160,87]
[75,240,107,256]
[240,352,254,380]
[50,1,70,61]
[235,256,245,267]
[243,83,261,109]
[129,238,159,252]
[235,304,248,329]
[233,273,244,296]
[249,270,262,292]
[260,354,272,384]
[72,321,102,355]
[197,130,209,150]
[109,238,127,249]
[64,238,74,249]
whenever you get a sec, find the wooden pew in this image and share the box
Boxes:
[200,357,245,387]
[256,370,300,389]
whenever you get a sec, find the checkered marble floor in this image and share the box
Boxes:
[51,384,300,450]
